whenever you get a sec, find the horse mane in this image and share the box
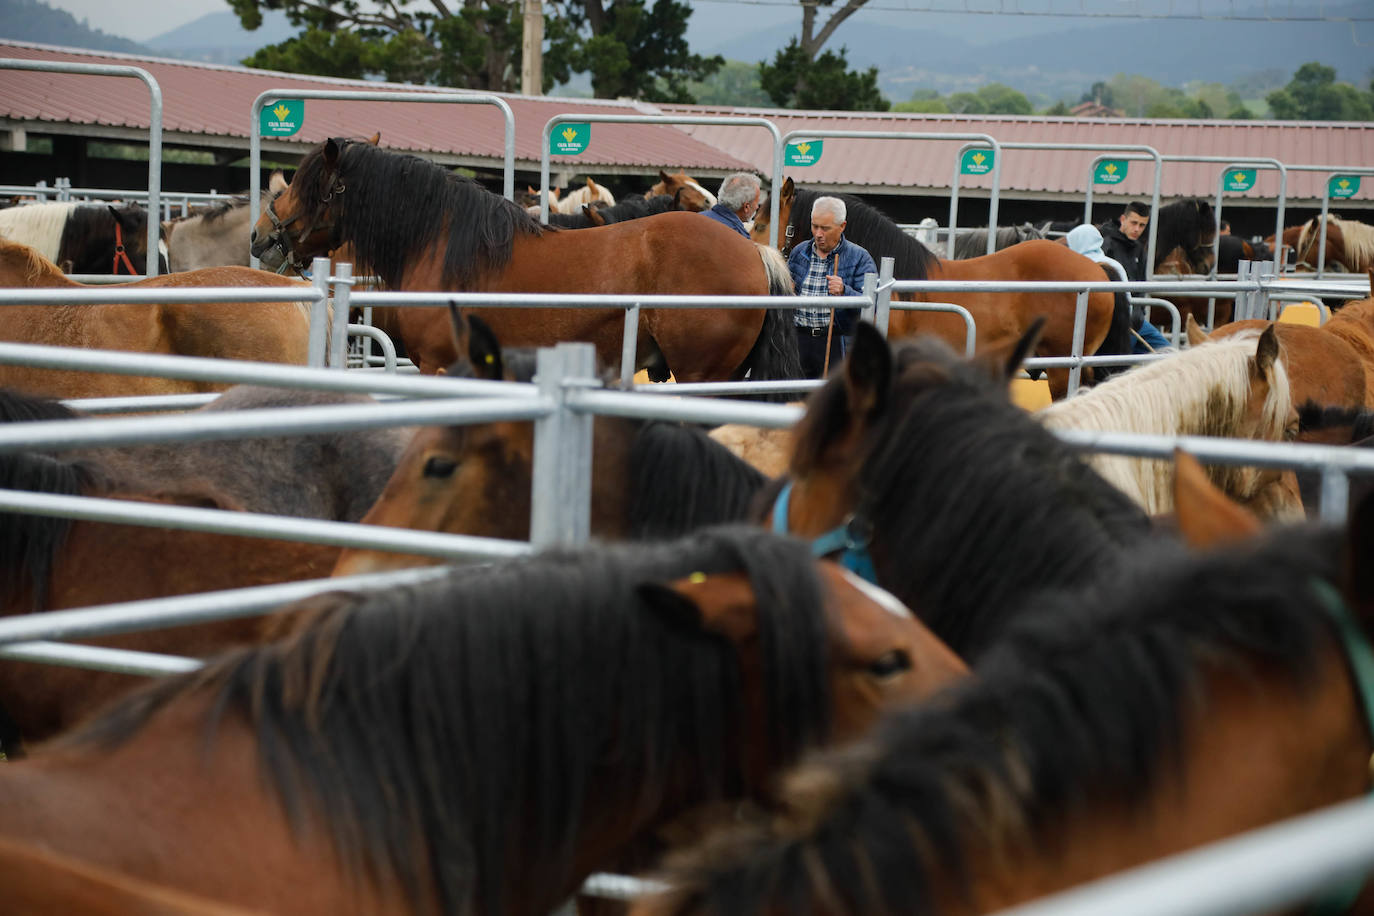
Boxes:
[628,423,769,539]
[1040,332,1292,510]
[1153,198,1216,269]
[292,138,543,290]
[787,335,1152,657]
[183,195,250,225]
[69,526,835,915]
[951,224,1045,259]
[0,202,78,261]
[1328,216,1374,271]
[0,237,70,285]
[650,525,1341,916]
[787,187,933,280]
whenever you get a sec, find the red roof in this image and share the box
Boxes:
[3,40,1372,204]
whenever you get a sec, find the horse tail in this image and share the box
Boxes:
[733,245,803,399]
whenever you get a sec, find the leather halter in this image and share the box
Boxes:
[111,221,138,275]
[1307,577,1374,916]
[262,177,343,273]
[771,480,878,584]
[781,219,797,256]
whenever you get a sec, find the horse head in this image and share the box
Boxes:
[750,177,796,253]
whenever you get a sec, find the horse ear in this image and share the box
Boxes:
[107,205,132,230]
[979,316,1045,384]
[844,322,892,418]
[323,138,341,170]
[781,177,795,205]
[1172,449,1261,548]
[637,573,756,645]
[365,132,380,146]
[465,314,504,381]
[658,169,672,183]
[269,170,289,194]
[1185,314,1211,347]
[585,177,597,191]
[584,204,606,227]
[1253,323,1280,379]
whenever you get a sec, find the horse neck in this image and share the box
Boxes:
[0,249,74,287]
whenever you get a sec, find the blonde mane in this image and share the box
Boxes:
[1298,215,1374,272]
[1039,332,1292,515]
[0,237,72,286]
[0,202,78,261]
[554,179,616,214]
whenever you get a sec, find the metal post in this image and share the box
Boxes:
[330,261,353,370]
[1067,289,1090,397]
[620,303,640,390]
[308,257,330,368]
[860,271,877,329]
[875,257,894,338]
[1319,469,1350,523]
[1316,183,1332,277]
[531,343,595,548]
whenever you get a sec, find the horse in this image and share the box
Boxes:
[0,526,965,914]
[162,173,287,271]
[763,320,1157,659]
[1215,232,1255,274]
[551,176,617,214]
[1297,214,1374,274]
[1152,197,1218,273]
[332,315,773,576]
[646,170,715,211]
[1040,324,1302,520]
[250,137,800,384]
[0,237,313,399]
[0,385,412,522]
[0,201,166,276]
[752,178,1116,399]
[950,223,1046,259]
[633,496,1374,916]
[1155,242,1228,327]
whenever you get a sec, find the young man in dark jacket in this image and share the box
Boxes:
[1098,201,1151,281]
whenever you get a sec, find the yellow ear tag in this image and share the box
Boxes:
[688,571,707,584]
[484,354,495,365]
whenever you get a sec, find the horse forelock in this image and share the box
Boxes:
[69,527,833,915]
[788,187,935,279]
[294,139,543,289]
[653,526,1342,916]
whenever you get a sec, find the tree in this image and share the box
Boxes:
[758,39,888,111]
[689,59,772,108]
[890,83,1030,116]
[231,0,721,102]
[1266,62,1374,120]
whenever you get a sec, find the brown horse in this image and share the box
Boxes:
[1297,215,1374,273]
[332,316,773,576]
[634,494,1374,916]
[1156,242,1229,327]
[0,527,964,914]
[0,238,312,399]
[645,169,714,212]
[249,137,798,383]
[0,201,165,276]
[753,178,1114,398]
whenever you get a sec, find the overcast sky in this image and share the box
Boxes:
[48,0,253,41]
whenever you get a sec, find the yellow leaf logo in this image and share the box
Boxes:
[1338,179,1351,190]
[561,126,579,142]
[1104,163,1117,175]
[796,143,811,155]
[972,152,986,166]
[1233,172,1246,182]
[272,103,291,121]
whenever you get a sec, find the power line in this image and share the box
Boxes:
[690,0,1374,22]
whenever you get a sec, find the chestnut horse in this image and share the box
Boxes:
[753,178,1114,398]
[0,201,165,276]
[646,169,715,211]
[0,527,964,914]
[635,500,1374,916]
[249,138,798,383]
[764,321,1157,659]
[333,316,772,576]
[0,238,312,399]
[1297,214,1374,273]
[1039,325,1302,520]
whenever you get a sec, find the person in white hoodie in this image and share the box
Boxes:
[1066,223,1172,355]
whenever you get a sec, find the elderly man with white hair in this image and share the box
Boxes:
[787,195,877,377]
[702,172,762,239]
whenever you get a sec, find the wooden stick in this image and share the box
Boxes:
[821,252,839,376]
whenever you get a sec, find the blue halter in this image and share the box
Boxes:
[771,480,879,585]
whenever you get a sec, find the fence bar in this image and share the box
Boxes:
[347,323,397,372]
[331,262,353,369]
[0,642,201,676]
[531,343,596,547]
[1319,468,1351,522]
[569,389,804,429]
[1067,289,1090,396]
[307,256,331,367]
[620,303,641,391]
[875,258,895,338]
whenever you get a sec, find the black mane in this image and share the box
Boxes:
[788,334,1153,657]
[57,203,154,275]
[950,224,1045,259]
[786,187,934,280]
[293,138,543,289]
[1154,198,1217,270]
[652,525,1343,915]
[72,526,835,915]
[629,423,768,539]
[544,195,679,229]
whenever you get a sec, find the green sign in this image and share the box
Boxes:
[551,123,590,156]
[1224,168,1256,193]
[1093,159,1128,185]
[785,140,823,167]
[259,99,304,137]
[960,149,994,175]
[1330,175,1362,199]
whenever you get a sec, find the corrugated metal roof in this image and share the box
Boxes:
[0,40,755,174]
[2,40,1371,204]
[659,105,1374,203]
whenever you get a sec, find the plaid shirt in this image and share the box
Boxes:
[795,248,837,329]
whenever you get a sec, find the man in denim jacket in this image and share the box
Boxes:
[787,196,878,377]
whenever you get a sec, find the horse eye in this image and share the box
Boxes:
[423,455,458,479]
[866,649,911,680]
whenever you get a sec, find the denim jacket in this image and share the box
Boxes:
[787,237,878,335]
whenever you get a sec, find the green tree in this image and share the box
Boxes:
[1041,100,1071,116]
[689,59,772,108]
[975,83,1032,115]
[1266,62,1374,120]
[232,0,721,102]
[758,39,888,110]
[1080,80,1115,108]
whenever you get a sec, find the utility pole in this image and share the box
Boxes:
[522,0,544,96]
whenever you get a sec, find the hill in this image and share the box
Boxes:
[0,0,153,54]
[143,9,297,64]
